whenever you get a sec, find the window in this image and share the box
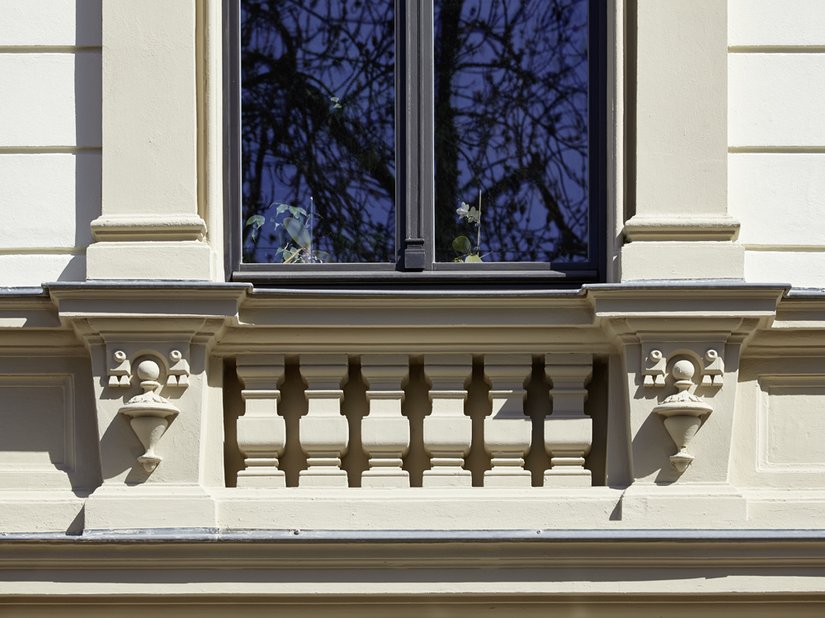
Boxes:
[226,0,605,285]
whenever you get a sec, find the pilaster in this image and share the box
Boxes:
[87,0,214,280]
[621,0,743,280]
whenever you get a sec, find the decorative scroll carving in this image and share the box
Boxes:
[702,348,724,387]
[107,348,191,391]
[166,350,190,388]
[108,350,132,388]
[643,347,725,391]
[642,349,666,388]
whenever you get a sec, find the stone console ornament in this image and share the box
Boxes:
[702,348,724,386]
[653,359,713,472]
[118,358,179,473]
[108,349,191,391]
[642,349,666,388]
[166,350,191,387]
[108,350,132,387]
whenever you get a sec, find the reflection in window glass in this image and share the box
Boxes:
[435,0,589,263]
[242,0,396,264]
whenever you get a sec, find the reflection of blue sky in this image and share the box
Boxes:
[242,0,396,263]
[241,0,590,266]
[435,0,589,263]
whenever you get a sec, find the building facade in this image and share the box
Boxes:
[1,0,825,614]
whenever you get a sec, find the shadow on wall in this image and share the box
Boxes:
[62,0,102,282]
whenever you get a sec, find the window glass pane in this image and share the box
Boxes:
[242,0,396,264]
[434,0,590,263]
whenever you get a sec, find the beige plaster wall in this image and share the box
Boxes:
[0,1,102,287]
[1,2,824,290]
[729,0,825,287]
[0,352,100,533]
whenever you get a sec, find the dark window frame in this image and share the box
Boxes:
[224,0,606,289]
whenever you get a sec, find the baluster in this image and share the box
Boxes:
[544,354,593,487]
[236,355,286,487]
[298,354,349,487]
[360,355,410,487]
[423,354,473,487]
[483,354,532,487]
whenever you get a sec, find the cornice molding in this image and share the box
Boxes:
[0,282,818,358]
[3,529,825,570]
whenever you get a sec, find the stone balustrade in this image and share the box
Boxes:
[234,353,594,488]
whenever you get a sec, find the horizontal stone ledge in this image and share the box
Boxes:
[623,216,741,242]
[90,214,208,242]
[3,528,825,572]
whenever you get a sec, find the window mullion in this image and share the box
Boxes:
[401,0,434,271]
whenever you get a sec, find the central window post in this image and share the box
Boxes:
[401,0,432,271]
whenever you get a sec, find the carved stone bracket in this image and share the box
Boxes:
[623,333,741,484]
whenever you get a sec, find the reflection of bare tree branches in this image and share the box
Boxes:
[242,0,396,263]
[435,0,589,262]
[241,0,590,265]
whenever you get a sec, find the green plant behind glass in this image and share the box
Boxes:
[246,198,329,264]
[452,190,484,262]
